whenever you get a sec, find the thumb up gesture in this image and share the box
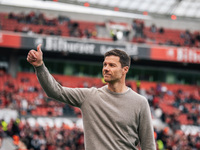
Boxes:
[27,44,43,67]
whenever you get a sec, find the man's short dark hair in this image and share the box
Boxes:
[104,49,131,68]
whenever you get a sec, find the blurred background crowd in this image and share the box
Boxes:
[0,0,200,150]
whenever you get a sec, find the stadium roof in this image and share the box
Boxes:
[64,0,200,19]
[0,0,151,20]
[1,0,200,20]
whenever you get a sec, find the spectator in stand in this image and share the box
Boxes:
[69,22,82,37]
[179,103,188,114]
[132,19,145,39]
[132,19,138,37]
[180,29,192,46]
[190,34,196,47]
[8,12,16,19]
[195,32,200,42]
[30,133,42,150]
[27,44,156,150]
[152,95,160,108]
[0,133,2,148]
[7,119,20,137]
[136,80,141,94]
[156,83,162,97]
[150,24,157,33]
[165,40,175,46]
[139,21,145,38]
[125,29,131,41]
[25,11,34,24]
[58,15,70,25]
[159,27,164,34]
[110,29,117,41]
[84,29,91,39]
[17,12,26,23]
[38,28,44,34]
[20,98,28,115]
[37,12,45,25]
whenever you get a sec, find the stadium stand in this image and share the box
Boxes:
[1,68,200,149]
[1,70,200,123]
[1,11,200,48]
[1,0,200,149]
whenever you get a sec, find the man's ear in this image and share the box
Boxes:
[123,66,129,74]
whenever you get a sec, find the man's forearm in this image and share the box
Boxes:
[35,63,64,101]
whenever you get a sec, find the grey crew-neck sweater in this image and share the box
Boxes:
[35,64,156,150]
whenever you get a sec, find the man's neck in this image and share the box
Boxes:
[107,82,128,93]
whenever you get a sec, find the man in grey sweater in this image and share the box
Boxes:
[27,44,156,150]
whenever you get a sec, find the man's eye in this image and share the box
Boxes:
[110,64,115,67]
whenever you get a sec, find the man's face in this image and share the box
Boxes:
[102,55,124,83]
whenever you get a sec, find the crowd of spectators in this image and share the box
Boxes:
[180,30,200,48]
[2,11,97,39]
[137,83,200,149]
[172,89,200,126]
[155,24,199,48]
[8,12,57,26]
[140,82,200,127]
[154,126,200,150]
[0,69,77,118]
[0,118,84,150]
[131,19,200,48]
[1,68,200,149]
[1,8,200,150]
[1,11,200,148]
[1,11,200,48]
[103,18,200,48]
[8,12,61,36]
[1,118,200,150]
[2,118,200,150]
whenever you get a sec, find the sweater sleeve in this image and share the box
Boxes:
[34,63,87,107]
[138,97,156,150]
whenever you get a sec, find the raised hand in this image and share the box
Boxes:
[27,44,43,67]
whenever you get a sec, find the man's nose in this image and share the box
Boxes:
[103,66,110,71]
